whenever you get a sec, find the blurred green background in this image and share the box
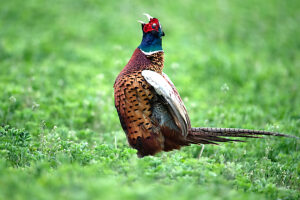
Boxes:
[0,0,299,199]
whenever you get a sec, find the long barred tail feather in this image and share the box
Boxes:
[187,127,299,145]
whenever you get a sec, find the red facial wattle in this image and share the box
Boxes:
[143,18,160,33]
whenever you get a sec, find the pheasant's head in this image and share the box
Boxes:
[139,14,165,38]
[138,13,165,54]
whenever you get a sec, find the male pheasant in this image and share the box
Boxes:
[114,14,295,157]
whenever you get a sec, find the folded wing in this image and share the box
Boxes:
[142,70,191,137]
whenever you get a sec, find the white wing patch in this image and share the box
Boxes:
[142,70,189,137]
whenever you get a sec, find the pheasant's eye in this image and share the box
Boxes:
[152,23,157,28]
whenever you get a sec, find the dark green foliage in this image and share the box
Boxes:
[0,0,299,199]
[0,126,34,167]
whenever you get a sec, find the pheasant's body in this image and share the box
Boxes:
[114,14,296,157]
[114,49,190,156]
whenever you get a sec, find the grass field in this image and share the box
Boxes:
[0,0,300,199]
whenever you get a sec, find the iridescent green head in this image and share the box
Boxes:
[138,13,165,54]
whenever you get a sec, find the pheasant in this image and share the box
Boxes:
[114,14,296,158]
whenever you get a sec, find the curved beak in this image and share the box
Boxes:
[143,13,153,21]
[137,20,145,24]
